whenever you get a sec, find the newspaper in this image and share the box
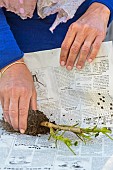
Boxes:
[0,41,113,169]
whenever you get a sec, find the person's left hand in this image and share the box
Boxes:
[60,2,110,70]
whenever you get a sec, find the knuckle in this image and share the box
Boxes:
[8,83,17,90]
[20,86,27,93]
[67,60,74,66]
[7,84,28,96]
[1,85,10,94]
[98,30,105,37]
[71,43,80,54]
[19,108,27,116]
[4,110,9,114]
[83,26,97,34]
[77,60,85,66]
[9,110,18,119]
[90,52,96,59]
[79,23,91,32]
[6,85,18,95]
[70,22,80,30]
[21,87,29,95]
[69,23,75,30]
[93,42,100,50]
[60,55,66,61]
[82,45,90,54]
[83,24,90,30]
[61,43,69,51]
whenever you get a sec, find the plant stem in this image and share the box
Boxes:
[40,122,82,133]
[40,121,112,135]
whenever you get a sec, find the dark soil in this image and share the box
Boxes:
[0,110,50,136]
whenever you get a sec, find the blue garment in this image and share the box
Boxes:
[0,0,113,69]
[0,9,23,69]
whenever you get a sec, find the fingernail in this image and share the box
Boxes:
[77,65,82,70]
[61,61,65,66]
[15,129,19,132]
[67,66,72,71]
[88,59,92,63]
[20,129,25,134]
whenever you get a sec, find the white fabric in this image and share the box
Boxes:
[38,0,86,32]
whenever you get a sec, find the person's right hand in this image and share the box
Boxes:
[0,59,37,133]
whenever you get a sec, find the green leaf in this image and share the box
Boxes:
[74,141,78,146]
[95,132,100,138]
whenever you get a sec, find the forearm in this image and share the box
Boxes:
[0,8,24,70]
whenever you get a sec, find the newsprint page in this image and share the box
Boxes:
[0,41,113,170]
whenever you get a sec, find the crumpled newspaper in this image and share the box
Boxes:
[37,0,86,32]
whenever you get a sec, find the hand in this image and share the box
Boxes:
[0,59,37,133]
[60,2,110,70]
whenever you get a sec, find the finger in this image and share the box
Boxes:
[3,97,11,124]
[60,24,77,66]
[30,89,37,111]
[19,96,30,134]
[87,36,102,62]
[66,31,86,70]
[76,35,96,69]
[9,97,19,131]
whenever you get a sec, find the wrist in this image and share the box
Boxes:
[0,58,24,72]
[0,58,26,78]
[90,2,110,16]
[89,2,110,25]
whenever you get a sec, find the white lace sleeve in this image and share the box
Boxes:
[37,0,86,32]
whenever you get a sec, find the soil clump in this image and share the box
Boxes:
[0,110,50,136]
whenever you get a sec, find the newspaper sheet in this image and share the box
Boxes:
[0,41,113,170]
